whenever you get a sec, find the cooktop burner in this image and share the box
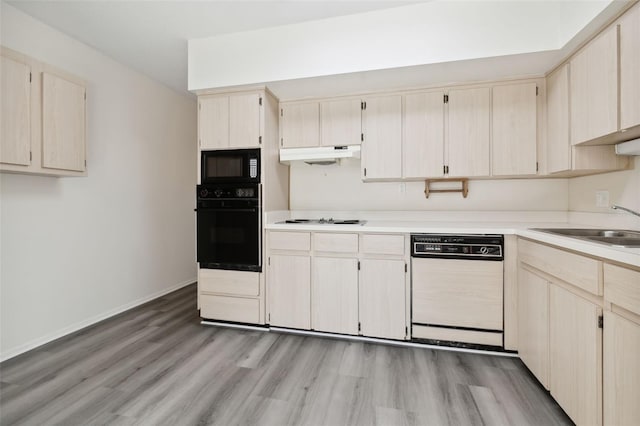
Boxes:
[281,218,366,225]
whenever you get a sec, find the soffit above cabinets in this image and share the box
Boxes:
[188,1,630,99]
[4,1,632,99]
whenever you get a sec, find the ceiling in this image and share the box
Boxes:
[6,0,422,95]
[4,0,630,99]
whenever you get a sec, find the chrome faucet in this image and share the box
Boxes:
[611,205,640,218]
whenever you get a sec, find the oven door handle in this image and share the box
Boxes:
[196,208,259,213]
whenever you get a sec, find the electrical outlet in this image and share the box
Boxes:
[595,190,609,208]
[399,182,406,194]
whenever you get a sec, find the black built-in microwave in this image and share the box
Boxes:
[201,148,260,184]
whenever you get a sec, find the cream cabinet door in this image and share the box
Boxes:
[42,72,86,172]
[492,83,537,176]
[447,87,490,177]
[549,285,602,426]
[359,259,406,340]
[320,98,361,146]
[229,92,261,148]
[403,91,445,178]
[311,257,358,334]
[268,255,311,329]
[620,2,640,130]
[603,311,640,426]
[517,267,550,389]
[199,96,229,150]
[1,55,31,166]
[280,102,320,148]
[570,25,618,145]
[362,95,402,180]
[546,64,571,174]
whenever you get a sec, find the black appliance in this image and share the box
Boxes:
[201,148,260,184]
[411,234,504,261]
[196,183,261,272]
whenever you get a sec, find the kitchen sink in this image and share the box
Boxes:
[532,228,640,248]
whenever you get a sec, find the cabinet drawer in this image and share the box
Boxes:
[199,269,259,297]
[313,233,358,253]
[200,295,261,324]
[269,231,311,251]
[518,239,602,295]
[605,264,640,316]
[361,234,405,256]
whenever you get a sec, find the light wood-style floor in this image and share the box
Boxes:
[0,284,571,426]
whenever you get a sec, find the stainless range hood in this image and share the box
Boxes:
[279,145,361,165]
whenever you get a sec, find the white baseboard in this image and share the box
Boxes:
[0,278,196,363]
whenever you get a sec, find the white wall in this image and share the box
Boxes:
[568,156,640,229]
[188,1,610,91]
[0,4,197,361]
[289,161,569,212]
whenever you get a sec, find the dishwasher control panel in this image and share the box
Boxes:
[411,234,504,260]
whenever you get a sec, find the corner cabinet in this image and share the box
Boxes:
[198,91,262,150]
[517,266,550,388]
[546,63,627,176]
[568,1,640,145]
[518,239,603,426]
[570,25,618,145]
[1,46,87,176]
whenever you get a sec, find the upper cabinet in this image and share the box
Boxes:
[1,54,31,167]
[361,95,402,180]
[1,47,87,177]
[198,96,229,150]
[199,92,262,150]
[403,91,445,179]
[568,2,640,146]
[447,87,490,178]
[42,72,86,172]
[320,98,362,146]
[546,64,627,176]
[619,2,640,130]
[491,83,537,176]
[278,97,361,148]
[279,102,319,148]
[547,64,571,174]
[570,25,618,145]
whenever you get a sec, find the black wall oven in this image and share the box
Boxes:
[201,148,260,184]
[196,183,261,272]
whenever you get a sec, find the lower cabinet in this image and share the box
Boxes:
[603,311,640,426]
[517,266,549,388]
[549,285,602,426]
[359,259,407,340]
[268,254,311,329]
[518,239,603,426]
[603,263,640,426]
[198,268,264,324]
[267,231,409,340]
[312,256,358,334]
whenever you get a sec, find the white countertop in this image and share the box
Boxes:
[266,219,640,268]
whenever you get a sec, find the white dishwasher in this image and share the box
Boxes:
[411,234,504,349]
